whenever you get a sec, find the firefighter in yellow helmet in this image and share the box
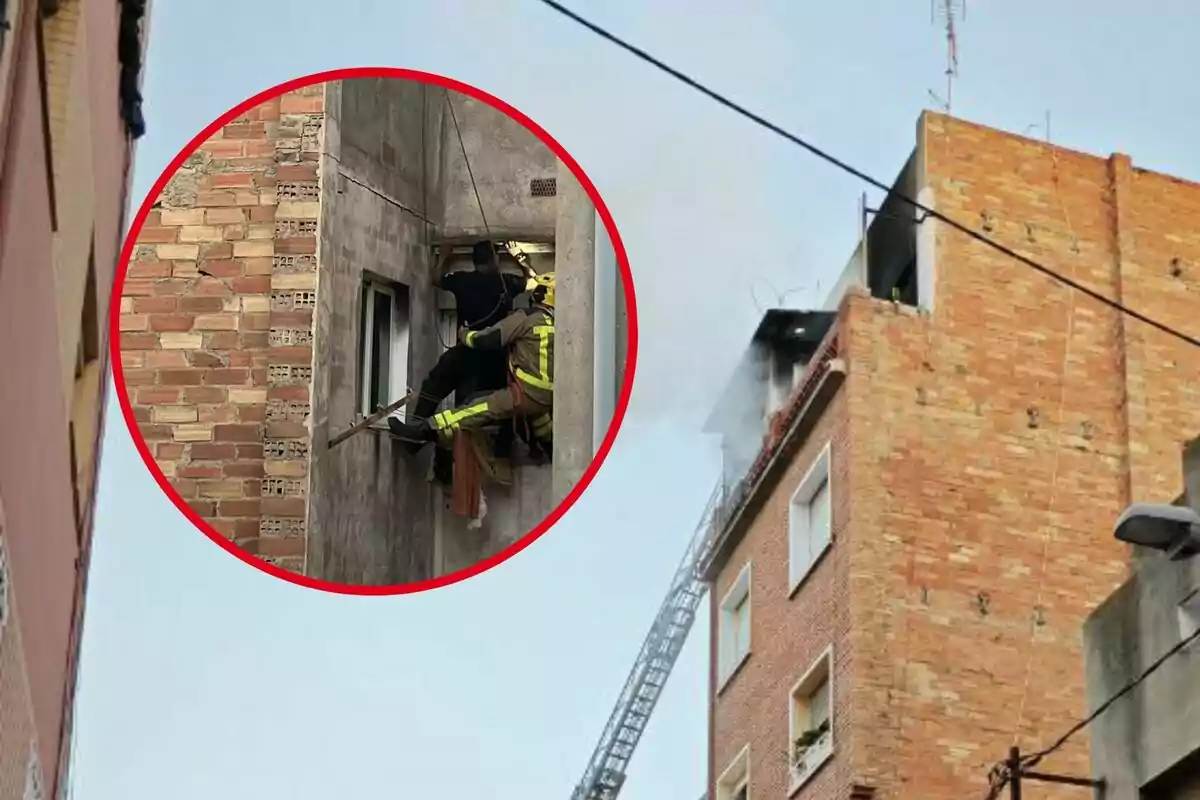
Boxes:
[389,272,555,449]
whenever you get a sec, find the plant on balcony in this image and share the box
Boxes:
[791,718,831,767]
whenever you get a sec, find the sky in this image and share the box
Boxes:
[71,2,1200,799]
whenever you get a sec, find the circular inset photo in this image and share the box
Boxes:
[113,68,636,593]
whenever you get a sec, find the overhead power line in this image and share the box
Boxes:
[983,623,1200,798]
[533,0,1200,351]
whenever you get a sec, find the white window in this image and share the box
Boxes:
[788,444,833,592]
[358,279,411,420]
[715,744,749,800]
[788,648,834,793]
[718,563,752,688]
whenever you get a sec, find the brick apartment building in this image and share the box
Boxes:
[117,76,626,586]
[699,113,1200,800]
[0,0,148,797]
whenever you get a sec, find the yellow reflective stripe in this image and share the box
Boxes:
[432,402,490,430]
[534,324,552,385]
[464,330,478,347]
[515,368,552,391]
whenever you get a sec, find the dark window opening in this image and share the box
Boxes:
[117,0,146,139]
[864,155,923,308]
[358,277,410,419]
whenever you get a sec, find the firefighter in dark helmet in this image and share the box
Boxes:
[389,272,555,448]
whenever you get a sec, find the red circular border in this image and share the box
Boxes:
[110,66,639,595]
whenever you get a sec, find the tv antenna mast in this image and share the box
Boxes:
[929,0,965,113]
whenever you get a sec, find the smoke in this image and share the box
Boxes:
[708,344,773,494]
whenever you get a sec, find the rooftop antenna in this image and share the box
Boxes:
[929,0,965,113]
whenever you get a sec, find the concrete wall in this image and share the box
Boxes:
[1084,555,1200,799]
[307,78,447,585]
[440,93,559,239]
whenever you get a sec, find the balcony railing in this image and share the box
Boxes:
[697,324,841,577]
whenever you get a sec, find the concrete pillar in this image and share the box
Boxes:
[592,215,617,451]
[1185,435,1200,510]
[551,161,596,505]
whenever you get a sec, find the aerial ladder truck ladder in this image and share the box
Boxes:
[570,484,724,800]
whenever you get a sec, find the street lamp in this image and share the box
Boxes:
[1113,502,1200,561]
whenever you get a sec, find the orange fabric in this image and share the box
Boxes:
[450,431,482,518]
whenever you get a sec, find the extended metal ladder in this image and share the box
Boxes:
[570,485,723,800]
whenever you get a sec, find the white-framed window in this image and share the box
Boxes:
[358,278,411,420]
[788,444,833,593]
[718,562,752,689]
[788,647,834,794]
[715,744,749,800]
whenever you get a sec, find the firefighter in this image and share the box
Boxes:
[389,272,555,450]
[405,240,528,464]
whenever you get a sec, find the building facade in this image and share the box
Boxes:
[1084,438,1200,800]
[118,77,626,586]
[701,113,1200,800]
[0,0,148,796]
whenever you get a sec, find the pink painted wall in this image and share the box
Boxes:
[0,0,131,785]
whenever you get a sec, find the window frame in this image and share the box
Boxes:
[787,646,835,796]
[358,277,410,421]
[788,442,833,595]
[715,743,750,800]
[717,561,753,691]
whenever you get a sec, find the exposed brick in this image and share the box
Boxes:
[214,424,261,443]
[217,499,261,517]
[267,385,309,402]
[149,314,195,333]
[275,236,316,255]
[224,462,265,478]
[232,276,271,294]
[206,369,250,386]
[133,296,178,313]
[119,314,148,332]
[159,369,204,386]
[269,346,312,366]
[136,226,179,244]
[172,424,214,443]
[120,332,158,350]
[156,444,186,460]
[146,350,189,368]
[178,466,223,480]
[195,314,239,331]
[160,209,206,226]
[136,388,181,405]
[261,498,306,517]
[190,443,236,461]
[127,261,173,279]
[271,310,313,327]
[185,387,228,405]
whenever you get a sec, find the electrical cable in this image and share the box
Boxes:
[532,0,1200,351]
[981,622,1200,798]
[443,90,514,334]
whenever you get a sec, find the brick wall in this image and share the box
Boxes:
[709,114,1200,800]
[709,386,855,800]
[118,86,325,574]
